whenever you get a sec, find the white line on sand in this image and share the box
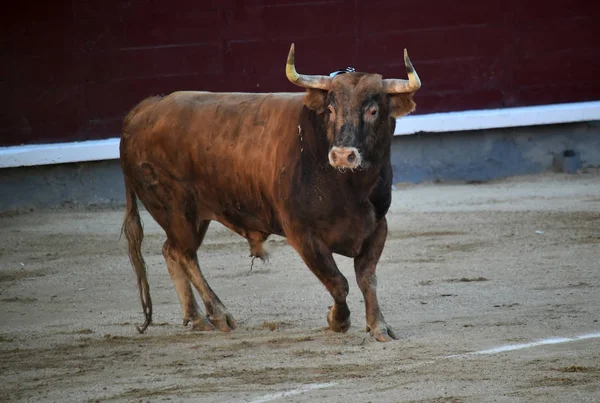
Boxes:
[248,382,338,403]
[447,332,600,358]
[248,332,600,402]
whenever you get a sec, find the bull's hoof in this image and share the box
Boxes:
[366,324,398,342]
[327,305,351,333]
[189,316,216,332]
[208,312,237,333]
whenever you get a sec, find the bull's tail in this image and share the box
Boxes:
[121,182,152,333]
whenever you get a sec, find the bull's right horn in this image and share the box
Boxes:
[286,43,332,90]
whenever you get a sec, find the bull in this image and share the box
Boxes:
[120,44,420,341]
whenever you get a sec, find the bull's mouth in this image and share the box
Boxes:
[328,146,362,170]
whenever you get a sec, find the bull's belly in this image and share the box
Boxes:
[214,202,378,258]
[213,199,283,237]
[214,215,283,241]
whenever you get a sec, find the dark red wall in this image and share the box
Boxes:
[1,0,599,147]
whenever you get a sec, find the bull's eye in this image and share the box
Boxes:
[327,105,335,120]
[368,107,378,117]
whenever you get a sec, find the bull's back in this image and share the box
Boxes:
[123,91,303,168]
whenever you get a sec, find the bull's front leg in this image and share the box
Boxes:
[355,217,397,342]
[288,234,351,333]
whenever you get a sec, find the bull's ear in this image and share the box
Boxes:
[388,93,416,118]
[303,89,328,113]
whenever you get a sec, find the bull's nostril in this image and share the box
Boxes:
[347,152,356,164]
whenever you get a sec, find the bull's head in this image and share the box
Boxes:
[286,44,420,171]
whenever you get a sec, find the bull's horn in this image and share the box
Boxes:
[382,49,421,94]
[286,43,332,90]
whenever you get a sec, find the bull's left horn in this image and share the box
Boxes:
[382,49,421,94]
[286,43,332,90]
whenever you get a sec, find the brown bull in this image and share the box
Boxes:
[120,44,420,341]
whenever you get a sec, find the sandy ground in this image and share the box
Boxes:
[1,172,599,403]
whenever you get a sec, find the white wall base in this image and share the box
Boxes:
[393,100,600,135]
[1,101,599,168]
[0,138,121,169]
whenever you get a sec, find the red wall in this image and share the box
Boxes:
[1,0,599,147]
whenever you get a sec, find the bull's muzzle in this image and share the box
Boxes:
[328,147,362,170]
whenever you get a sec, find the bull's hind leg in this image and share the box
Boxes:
[163,237,237,332]
[288,234,351,333]
[162,223,214,331]
[133,164,235,333]
[354,218,397,342]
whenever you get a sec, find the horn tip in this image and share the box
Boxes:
[404,49,415,73]
[286,43,298,82]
